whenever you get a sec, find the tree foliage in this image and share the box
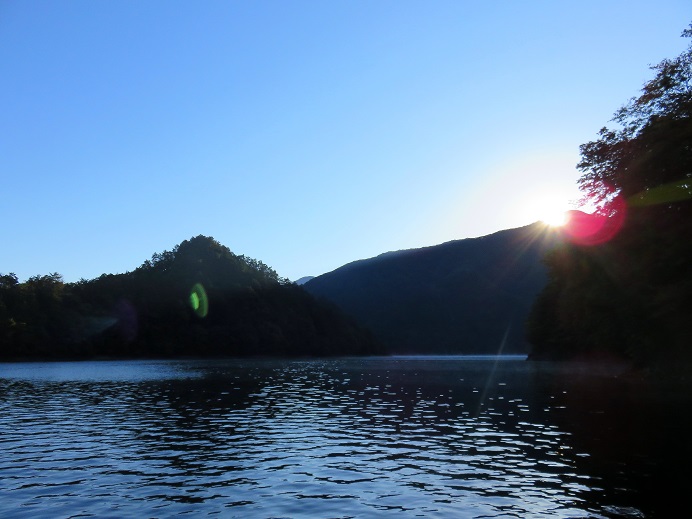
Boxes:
[0,236,382,360]
[528,26,692,369]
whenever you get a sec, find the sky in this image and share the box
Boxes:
[1,1,690,283]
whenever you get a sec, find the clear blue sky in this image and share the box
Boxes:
[1,1,690,282]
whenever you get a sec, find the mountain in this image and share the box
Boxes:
[303,223,561,355]
[0,236,383,360]
[294,276,315,285]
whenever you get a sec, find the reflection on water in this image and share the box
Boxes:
[1,356,690,518]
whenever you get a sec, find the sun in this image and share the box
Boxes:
[539,205,569,227]
[521,191,573,228]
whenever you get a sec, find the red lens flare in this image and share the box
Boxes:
[561,196,627,246]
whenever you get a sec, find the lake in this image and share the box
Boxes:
[1,356,690,518]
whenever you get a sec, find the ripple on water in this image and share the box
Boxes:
[0,357,675,518]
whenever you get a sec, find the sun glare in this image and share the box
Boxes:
[541,207,569,227]
[523,192,572,228]
[472,152,582,233]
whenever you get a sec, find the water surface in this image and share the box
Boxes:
[1,356,690,518]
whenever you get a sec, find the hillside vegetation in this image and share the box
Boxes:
[305,223,560,355]
[0,236,382,360]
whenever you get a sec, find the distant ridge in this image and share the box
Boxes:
[304,223,561,355]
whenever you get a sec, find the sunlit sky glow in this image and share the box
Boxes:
[1,1,690,282]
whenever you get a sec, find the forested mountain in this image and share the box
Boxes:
[528,26,692,370]
[0,236,383,360]
[304,223,561,354]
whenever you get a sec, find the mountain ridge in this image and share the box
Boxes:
[303,222,561,355]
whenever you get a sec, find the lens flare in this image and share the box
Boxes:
[562,196,627,246]
[628,178,692,207]
[189,283,209,318]
[115,299,138,342]
[557,178,690,246]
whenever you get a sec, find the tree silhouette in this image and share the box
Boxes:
[0,236,383,360]
[528,25,692,369]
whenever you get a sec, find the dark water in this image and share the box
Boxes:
[1,356,691,518]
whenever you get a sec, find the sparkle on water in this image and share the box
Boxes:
[1,356,688,518]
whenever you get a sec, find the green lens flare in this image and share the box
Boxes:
[189,283,209,318]
[629,178,692,207]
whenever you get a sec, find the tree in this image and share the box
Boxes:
[0,236,383,360]
[528,25,692,369]
[577,24,692,208]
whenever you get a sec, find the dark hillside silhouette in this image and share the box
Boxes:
[304,223,561,354]
[0,236,383,360]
